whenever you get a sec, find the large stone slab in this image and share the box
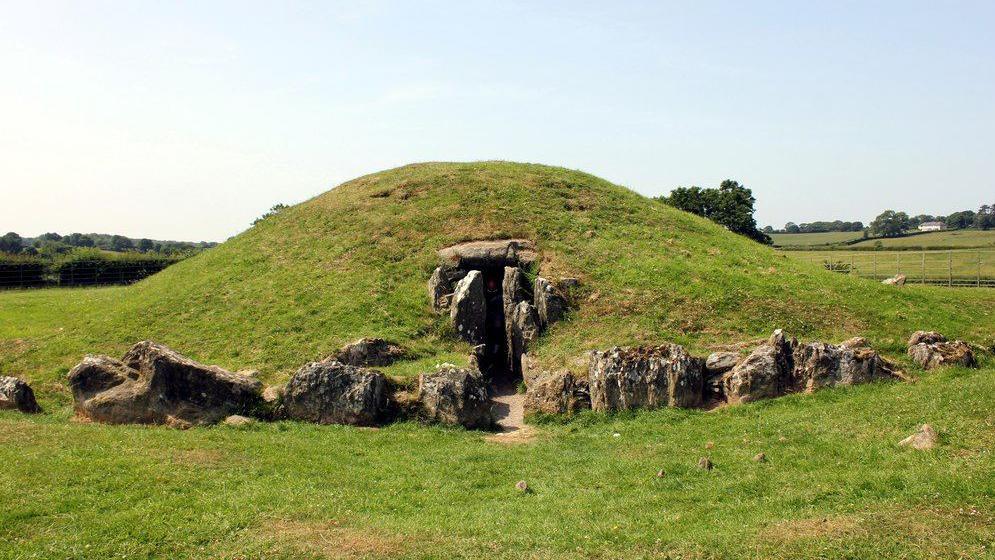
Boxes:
[523,370,590,415]
[438,239,536,268]
[67,341,263,426]
[283,360,388,426]
[450,270,487,344]
[792,342,902,391]
[588,344,704,412]
[722,330,794,404]
[416,365,494,429]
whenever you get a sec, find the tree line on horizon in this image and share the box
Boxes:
[771,205,993,238]
[0,231,217,258]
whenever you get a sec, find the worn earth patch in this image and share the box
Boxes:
[257,518,413,559]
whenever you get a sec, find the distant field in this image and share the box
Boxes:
[770,231,864,247]
[786,249,995,287]
[850,229,995,249]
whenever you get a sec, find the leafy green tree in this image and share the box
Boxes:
[945,210,976,229]
[64,233,95,247]
[137,238,155,253]
[658,180,771,244]
[870,210,910,237]
[110,235,133,252]
[784,222,800,234]
[0,232,23,254]
[976,205,995,230]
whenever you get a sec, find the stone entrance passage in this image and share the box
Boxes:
[428,239,570,431]
[429,239,538,382]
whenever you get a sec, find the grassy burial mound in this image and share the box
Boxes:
[3,161,995,559]
[3,161,995,398]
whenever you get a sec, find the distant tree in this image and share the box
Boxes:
[137,238,155,253]
[945,211,976,229]
[762,225,774,234]
[36,232,62,242]
[909,215,936,229]
[0,232,23,254]
[64,232,95,247]
[659,181,771,244]
[784,222,801,234]
[110,235,133,252]
[870,210,910,237]
[976,205,995,230]
[253,203,289,225]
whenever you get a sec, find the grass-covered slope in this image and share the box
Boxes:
[3,161,995,394]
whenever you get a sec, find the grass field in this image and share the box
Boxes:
[786,250,995,286]
[771,229,995,250]
[769,231,865,247]
[3,358,994,559]
[3,162,995,559]
[849,229,995,250]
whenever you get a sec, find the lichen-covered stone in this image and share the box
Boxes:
[523,370,590,415]
[336,338,406,367]
[416,365,493,429]
[68,341,263,426]
[0,376,41,413]
[283,360,388,426]
[588,344,703,412]
[450,270,487,344]
[722,330,794,404]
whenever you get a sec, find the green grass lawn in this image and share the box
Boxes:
[3,360,993,559]
[769,231,865,247]
[849,229,995,250]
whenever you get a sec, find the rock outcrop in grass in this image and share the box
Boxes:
[415,365,493,429]
[282,360,389,426]
[67,341,264,427]
[0,376,41,413]
[588,344,704,412]
[906,331,977,369]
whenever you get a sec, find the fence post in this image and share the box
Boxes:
[850,254,855,276]
[921,251,926,285]
[873,253,877,279]
[980,251,984,288]
[948,251,952,287]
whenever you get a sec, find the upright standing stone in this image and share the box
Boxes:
[722,330,794,404]
[502,267,531,374]
[450,270,487,344]
[534,276,566,330]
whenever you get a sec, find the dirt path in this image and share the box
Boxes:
[489,382,524,431]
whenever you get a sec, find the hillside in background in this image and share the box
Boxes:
[3,161,995,393]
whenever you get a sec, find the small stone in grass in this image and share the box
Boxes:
[223,414,254,428]
[655,469,666,478]
[515,480,529,493]
[898,424,938,450]
[697,457,713,470]
[705,441,714,449]
[753,452,766,463]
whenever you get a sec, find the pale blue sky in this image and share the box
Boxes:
[2,1,993,241]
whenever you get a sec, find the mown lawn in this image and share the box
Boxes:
[2,359,993,559]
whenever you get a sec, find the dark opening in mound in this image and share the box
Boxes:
[432,239,538,383]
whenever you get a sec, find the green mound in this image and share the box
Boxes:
[3,162,995,390]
